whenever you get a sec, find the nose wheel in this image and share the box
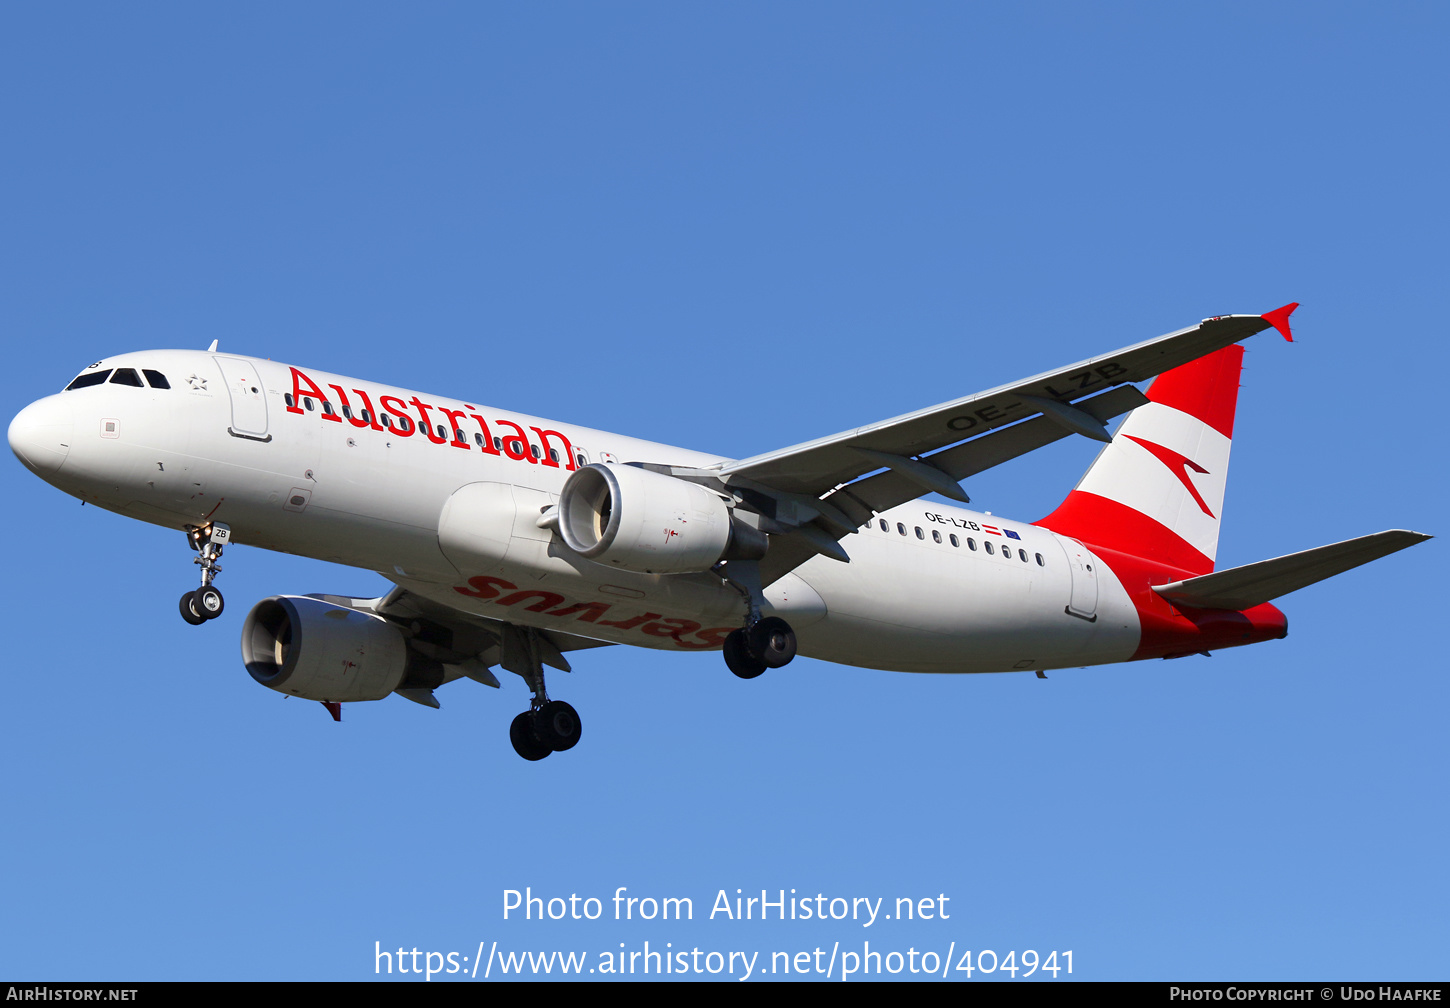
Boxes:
[178,523,230,624]
[179,592,207,625]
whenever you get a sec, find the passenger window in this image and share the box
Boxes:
[285,393,294,408]
[550,449,559,463]
[950,534,959,547]
[455,428,465,442]
[475,433,484,447]
[110,368,144,387]
[1019,549,1028,562]
[362,410,372,424]
[65,370,112,390]
[381,414,392,428]
[879,520,888,532]
[342,405,353,419]
[914,527,924,539]
[142,369,170,389]
[1035,553,1045,566]
[398,416,412,432]
[304,398,315,411]
[985,541,994,555]
[322,401,335,416]
[932,530,942,543]
[437,425,447,439]
[967,538,977,550]
[531,444,541,459]
[896,523,906,536]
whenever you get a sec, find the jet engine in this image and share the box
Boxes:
[558,463,755,574]
[241,595,440,702]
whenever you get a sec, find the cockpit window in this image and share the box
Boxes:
[110,368,144,387]
[65,370,111,390]
[143,370,170,389]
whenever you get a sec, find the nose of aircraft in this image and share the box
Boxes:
[9,396,74,475]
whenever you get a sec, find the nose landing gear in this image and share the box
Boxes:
[178,522,230,624]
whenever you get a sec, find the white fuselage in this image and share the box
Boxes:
[14,349,1143,674]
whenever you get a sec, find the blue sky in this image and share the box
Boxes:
[2,3,1444,982]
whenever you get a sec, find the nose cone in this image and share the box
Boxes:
[9,396,74,475]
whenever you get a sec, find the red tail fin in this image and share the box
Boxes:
[1035,345,1247,575]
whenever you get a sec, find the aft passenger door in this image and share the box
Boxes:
[1058,538,1099,622]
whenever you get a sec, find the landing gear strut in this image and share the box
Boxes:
[179,522,230,624]
[717,560,797,679]
[499,624,583,761]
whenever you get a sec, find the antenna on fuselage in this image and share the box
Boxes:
[207,339,219,352]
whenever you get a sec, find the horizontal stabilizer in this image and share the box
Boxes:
[1152,530,1432,611]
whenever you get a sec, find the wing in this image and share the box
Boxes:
[721,310,1286,496]
[669,308,1294,583]
[312,586,615,706]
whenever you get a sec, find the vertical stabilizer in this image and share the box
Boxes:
[1035,344,1246,575]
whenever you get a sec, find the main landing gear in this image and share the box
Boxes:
[509,702,581,762]
[178,522,230,624]
[716,559,797,679]
[499,623,582,761]
[723,617,797,679]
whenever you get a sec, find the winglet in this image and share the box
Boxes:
[1260,302,1299,342]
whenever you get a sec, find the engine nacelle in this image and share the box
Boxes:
[558,463,735,574]
[241,595,413,702]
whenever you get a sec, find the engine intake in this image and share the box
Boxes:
[241,595,433,702]
[558,463,736,574]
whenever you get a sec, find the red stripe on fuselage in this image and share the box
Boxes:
[1036,491,1215,575]
[1093,544,1288,659]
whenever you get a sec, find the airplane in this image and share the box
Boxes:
[7,304,1430,760]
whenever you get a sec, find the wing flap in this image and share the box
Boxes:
[314,587,616,672]
[1152,530,1432,611]
[755,386,1153,585]
[826,384,1148,517]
